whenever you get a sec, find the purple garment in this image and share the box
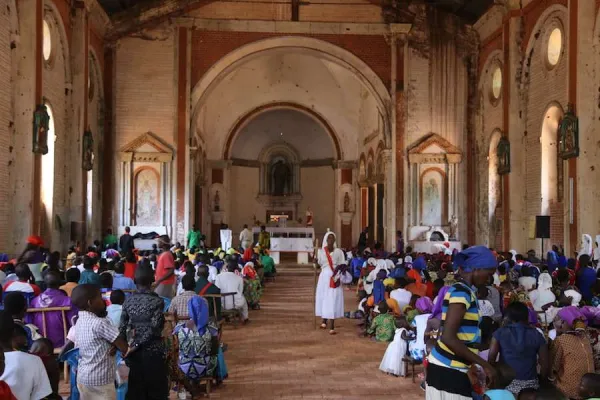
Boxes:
[416,297,433,313]
[557,306,587,327]
[28,288,77,349]
[579,306,600,325]
[430,286,450,320]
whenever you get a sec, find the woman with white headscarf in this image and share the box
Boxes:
[529,272,556,313]
[315,231,351,334]
[579,234,593,259]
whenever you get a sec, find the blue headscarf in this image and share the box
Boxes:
[188,296,209,335]
[413,256,426,271]
[453,246,497,273]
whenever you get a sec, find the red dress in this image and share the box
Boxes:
[124,262,137,280]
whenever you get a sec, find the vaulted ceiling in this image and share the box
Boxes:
[98,0,494,25]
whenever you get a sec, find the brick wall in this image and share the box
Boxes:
[115,34,176,149]
[190,31,391,90]
[0,3,12,252]
[523,9,568,252]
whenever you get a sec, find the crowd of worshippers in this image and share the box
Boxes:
[0,230,277,399]
[342,243,600,400]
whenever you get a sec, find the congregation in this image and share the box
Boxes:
[316,229,600,400]
[0,225,275,399]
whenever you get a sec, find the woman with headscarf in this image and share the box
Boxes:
[426,246,498,400]
[315,231,351,334]
[550,307,595,399]
[173,297,220,395]
[408,297,433,362]
[359,257,377,295]
[405,256,427,297]
[17,236,45,286]
[242,262,262,310]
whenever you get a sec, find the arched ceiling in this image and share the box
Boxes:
[193,47,383,161]
[230,108,335,161]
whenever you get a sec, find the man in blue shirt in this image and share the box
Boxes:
[112,262,136,291]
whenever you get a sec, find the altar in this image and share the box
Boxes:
[252,227,315,264]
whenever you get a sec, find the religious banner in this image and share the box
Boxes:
[32,104,50,155]
[558,103,579,160]
[497,136,510,175]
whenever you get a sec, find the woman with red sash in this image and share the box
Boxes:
[315,231,351,334]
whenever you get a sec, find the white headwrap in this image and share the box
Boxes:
[375,259,387,274]
[594,235,600,261]
[509,250,517,262]
[322,231,337,249]
[579,234,593,259]
[564,289,582,306]
[384,259,395,271]
[538,272,553,291]
[404,255,413,264]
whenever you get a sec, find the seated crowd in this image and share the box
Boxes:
[344,241,600,400]
[0,229,276,399]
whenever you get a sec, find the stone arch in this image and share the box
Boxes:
[521,5,568,87]
[224,102,341,160]
[43,0,72,85]
[540,102,564,215]
[190,36,392,149]
[478,49,503,90]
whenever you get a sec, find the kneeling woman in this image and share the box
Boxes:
[315,231,352,335]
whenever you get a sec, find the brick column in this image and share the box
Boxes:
[10,0,40,250]
[175,27,189,243]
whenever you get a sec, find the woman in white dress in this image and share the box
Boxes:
[315,231,351,334]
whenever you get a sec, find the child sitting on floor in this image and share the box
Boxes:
[366,302,396,342]
[345,290,368,320]
[379,317,413,377]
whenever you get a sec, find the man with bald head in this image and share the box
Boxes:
[195,264,221,319]
[29,270,77,348]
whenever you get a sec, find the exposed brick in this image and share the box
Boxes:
[0,2,12,252]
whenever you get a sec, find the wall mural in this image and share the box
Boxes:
[421,169,443,226]
[135,168,160,226]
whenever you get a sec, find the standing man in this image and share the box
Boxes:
[119,227,135,255]
[103,228,118,248]
[357,227,368,253]
[239,224,253,250]
[187,225,202,250]
[153,235,176,299]
[258,226,271,250]
[220,224,233,252]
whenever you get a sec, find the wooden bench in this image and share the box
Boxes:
[26,306,72,383]
[205,292,242,328]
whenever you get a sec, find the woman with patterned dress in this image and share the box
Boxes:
[242,262,263,309]
[173,296,219,394]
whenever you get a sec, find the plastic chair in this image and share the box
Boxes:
[59,348,80,400]
[116,351,128,400]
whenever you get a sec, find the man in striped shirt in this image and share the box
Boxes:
[426,246,498,400]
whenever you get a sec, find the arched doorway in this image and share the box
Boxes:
[540,105,563,215]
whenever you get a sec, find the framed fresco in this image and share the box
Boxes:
[559,103,579,160]
[497,136,510,175]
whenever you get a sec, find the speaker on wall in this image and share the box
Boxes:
[535,216,551,239]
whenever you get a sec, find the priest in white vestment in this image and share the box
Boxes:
[220,225,233,251]
[239,225,253,250]
[315,231,351,334]
[214,261,249,321]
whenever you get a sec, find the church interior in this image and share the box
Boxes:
[1,0,599,257]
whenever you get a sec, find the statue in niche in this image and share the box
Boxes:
[497,137,511,175]
[271,160,291,196]
[343,192,350,212]
[558,103,579,159]
[449,214,458,240]
[32,103,50,155]
[82,128,94,171]
[214,190,220,211]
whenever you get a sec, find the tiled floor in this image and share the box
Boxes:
[61,267,424,399]
[202,267,424,399]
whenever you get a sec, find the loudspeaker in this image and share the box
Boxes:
[535,216,551,239]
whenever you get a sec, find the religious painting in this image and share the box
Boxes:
[134,168,160,226]
[420,168,444,226]
[497,137,511,175]
[558,104,579,159]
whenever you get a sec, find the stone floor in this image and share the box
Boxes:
[62,266,425,399]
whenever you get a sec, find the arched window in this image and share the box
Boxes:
[488,131,502,245]
[42,19,52,63]
[547,28,563,67]
[41,103,56,235]
[541,105,563,214]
